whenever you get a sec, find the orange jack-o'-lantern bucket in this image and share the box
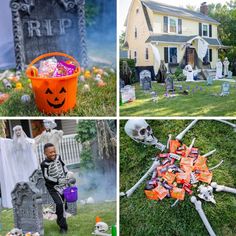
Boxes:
[26,52,80,115]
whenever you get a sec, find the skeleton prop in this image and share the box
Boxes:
[120,159,160,197]
[211,182,236,194]
[124,119,165,151]
[35,119,63,152]
[198,185,216,204]
[92,222,111,236]
[175,120,198,141]
[191,196,216,236]
[215,119,236,132]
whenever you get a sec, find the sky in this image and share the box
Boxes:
[118,0,229,34]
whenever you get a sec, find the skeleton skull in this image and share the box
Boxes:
[198,185,216,204]
[95,222,109,233]
[43,119,57,130]
[124,119,157,146]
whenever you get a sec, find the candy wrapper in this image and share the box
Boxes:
[38,57,57,77]
[53,61,76,77]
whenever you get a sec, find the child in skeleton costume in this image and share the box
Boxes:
[41,143,69,234]
[35,119,63,153]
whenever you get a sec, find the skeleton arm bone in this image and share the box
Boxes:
[122,160,160,198]
[191,196,216,236]
[175,120,198,141]
[211,182,236,194]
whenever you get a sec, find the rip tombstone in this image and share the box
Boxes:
[165,76,174,92]
[11,182,44,235]
[10,0,88,70]
[140,70,152,91]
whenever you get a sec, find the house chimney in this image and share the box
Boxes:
[200,2,208,15]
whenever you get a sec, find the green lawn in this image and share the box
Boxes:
[120,79,236,116]
[0,70,116,116]
[120,120,236,236]
[1,202,116,236]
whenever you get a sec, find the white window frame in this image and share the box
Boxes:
[202,23,209,37]
[168,47,178,63]
[168,17,178,34]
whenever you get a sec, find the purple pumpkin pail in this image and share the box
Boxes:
[63,186,78,202]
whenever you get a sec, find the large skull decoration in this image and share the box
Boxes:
[95,222,109,233]
[124,119,157,146]
[198,185,216,204]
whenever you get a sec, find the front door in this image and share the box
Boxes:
[187,48,195,68]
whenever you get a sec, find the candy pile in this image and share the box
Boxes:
[145,139,213,201]
[29,57,79,78]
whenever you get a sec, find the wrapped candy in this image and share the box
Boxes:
[38,57,57,77]
[53,61,76,77]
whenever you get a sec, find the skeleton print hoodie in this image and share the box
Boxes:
[41,155,68,193]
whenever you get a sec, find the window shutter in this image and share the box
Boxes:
[209,49,212,62]
[178,19,182,34]
[209,25,212,37]
[199,23,202,36]
[164,47,168,63]
[164,16,168,33]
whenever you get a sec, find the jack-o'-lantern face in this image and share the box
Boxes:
[45,87,66,109]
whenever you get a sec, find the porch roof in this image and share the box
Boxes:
[146,34,223,46]
[141,0,220,25]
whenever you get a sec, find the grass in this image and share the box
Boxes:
[120,120,236,236]
[0,70,116,116]
[0,202,116,236]
[120,78,236,116]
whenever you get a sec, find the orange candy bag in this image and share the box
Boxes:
[169,140,181,153]
[163,171,176,184]
[170,187,185,200]
[145,189,159,200]
[196,171,213,184]
[154,185,169,200]
[176,172,190,184]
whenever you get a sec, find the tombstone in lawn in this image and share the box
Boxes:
[11,182,44,235]
[184,65,194,82]
[215,59,223,79]
[10,0,87,70]
[120,85,136,103]
[220,82,230,96]
[207,76,213,85]
[140,70,152,91]
[223,57,230,77]
[165,74,174,92]
[228,71,233,79]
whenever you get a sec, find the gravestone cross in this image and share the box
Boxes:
[10,0,88,70]
[11,182,44,235]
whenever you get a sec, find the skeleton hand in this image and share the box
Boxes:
[58,178,68,185]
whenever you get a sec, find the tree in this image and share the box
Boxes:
[119,31,126,50]
[208,2,236,73]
